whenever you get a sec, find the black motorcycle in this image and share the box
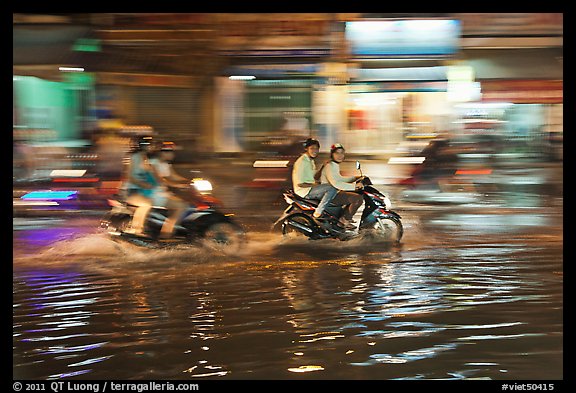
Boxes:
[100,180,245,251]
[272,161,403,242]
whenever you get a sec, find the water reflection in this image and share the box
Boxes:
[13,216,562,379]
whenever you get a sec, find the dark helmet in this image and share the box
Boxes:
[303,138,320,149]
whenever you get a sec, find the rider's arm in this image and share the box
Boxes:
[325,162,356,191]
[162,174,187,188]
[150,161,188,189]
[168,166,188,182]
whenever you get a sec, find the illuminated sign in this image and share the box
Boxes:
[447,65,481,102]
[345,19,461,57]
[72,38,101,52]
[349,81,448,93]
[21,190,78,200]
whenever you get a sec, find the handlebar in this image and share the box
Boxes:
[356,176,373,186]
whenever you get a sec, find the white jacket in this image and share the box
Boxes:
[292,153,317,197]
[320,161,356,191]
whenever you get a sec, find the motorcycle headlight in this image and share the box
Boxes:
[191,179,213,193]
[383,196,392,209]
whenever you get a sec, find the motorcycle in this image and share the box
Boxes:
[273,161,403,242]
[100,179,245,251]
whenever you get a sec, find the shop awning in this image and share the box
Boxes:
[14,24,188,80]
[462,48,563,80]
[13,24,93,65]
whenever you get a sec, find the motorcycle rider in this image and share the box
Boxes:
[319,143,364,230]
[147,141,189,239]
[292,138,338,225]
[121,135,161,236]
[150,141,189,186]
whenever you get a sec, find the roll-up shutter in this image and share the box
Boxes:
[243,80,313,151]
[128,86,201,151]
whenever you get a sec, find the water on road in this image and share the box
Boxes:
[13,197,562,380]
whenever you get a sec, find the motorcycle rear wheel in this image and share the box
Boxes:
[281,213,316,239]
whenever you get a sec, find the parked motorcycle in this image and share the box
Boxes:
[100,179,245,252]
[272,161,403,242]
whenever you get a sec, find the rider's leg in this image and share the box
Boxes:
[159,195,187,238]
[342,192,363,221]
[330,191,363,228]
[307,184,338,218]
[126,195,152,235]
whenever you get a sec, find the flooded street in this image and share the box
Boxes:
[13,12,565,384]
[13,165,563,381]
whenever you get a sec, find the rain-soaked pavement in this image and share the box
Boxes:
[13,161,563,381]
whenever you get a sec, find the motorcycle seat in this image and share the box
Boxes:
[124,201,166,210]
[285,190,320,206]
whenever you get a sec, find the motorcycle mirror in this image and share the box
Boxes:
[356,160,363,177]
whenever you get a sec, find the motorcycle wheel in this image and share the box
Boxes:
[281,213,315,239]
[202,222,245,254]
[104,215,132,235]
[374,216,403,243]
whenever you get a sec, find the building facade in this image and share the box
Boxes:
[14,13,563,160]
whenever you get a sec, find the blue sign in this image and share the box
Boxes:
[346,19,461,57]
[21,190,78,201]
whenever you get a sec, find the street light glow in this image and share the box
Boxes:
[59,67,85,72]
[229,75,256,80]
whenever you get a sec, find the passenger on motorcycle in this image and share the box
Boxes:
[318,143,364,230]
[150,141,188,186]
[121,135,161,236]
[292,138,338,225]
[147,141,188,239]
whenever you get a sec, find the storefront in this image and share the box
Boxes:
[340,19,462,155]
[452,79,563,160]
[13,24,98,142]
[454,13,563,160]
[94,72,203,156]
[455,48,563,160]
[13,73,96,142]
[215,68,319,153]
[213,13,334,153]
[345,77,454,154]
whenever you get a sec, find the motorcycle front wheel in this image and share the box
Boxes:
[102,214,131,235]
[373,216,403,243]
[202,222,245,254]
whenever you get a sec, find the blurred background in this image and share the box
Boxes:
[13,15,564,381]
[13,13,563,213]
